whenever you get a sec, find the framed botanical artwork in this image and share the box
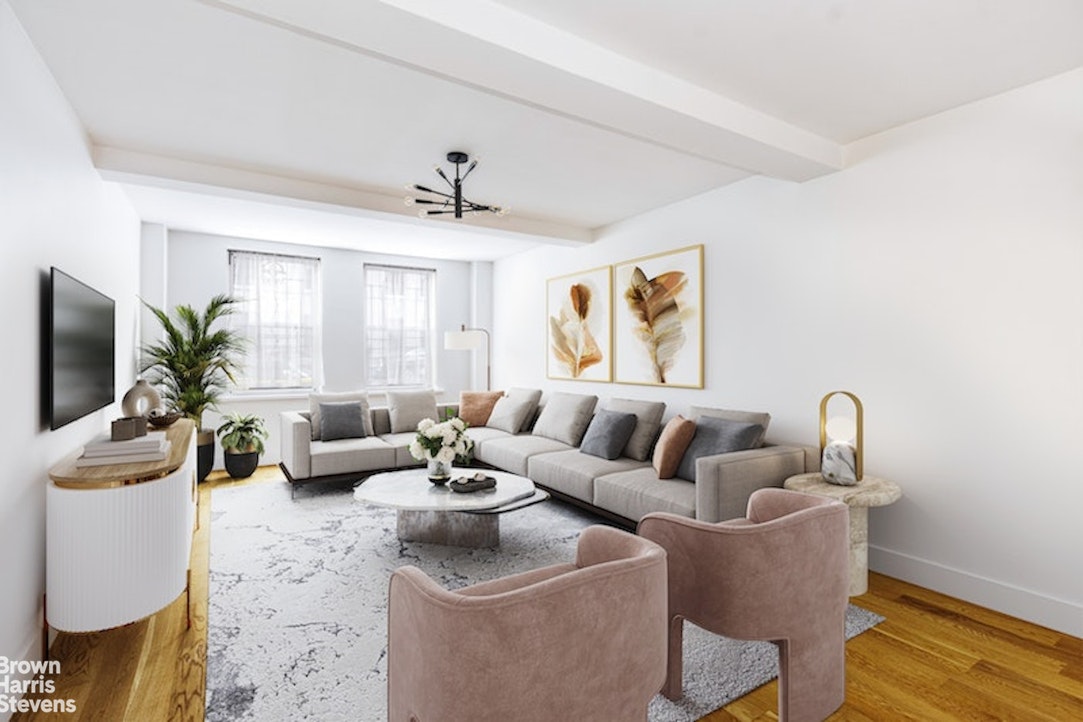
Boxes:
[546,266,612,382]
[613,244,704,388]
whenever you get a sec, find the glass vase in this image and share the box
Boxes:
[427,457,451,484]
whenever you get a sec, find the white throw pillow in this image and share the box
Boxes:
[387,389,440,433]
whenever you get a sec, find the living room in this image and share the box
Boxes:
[4,1,1082,720]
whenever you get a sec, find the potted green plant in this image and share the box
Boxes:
[216,412,268,479]
[140,294,246,482]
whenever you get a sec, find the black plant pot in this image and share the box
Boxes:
[224,450,260,479]
[196,430,215,483]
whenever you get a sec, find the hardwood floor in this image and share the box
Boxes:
[15,468,1083,721]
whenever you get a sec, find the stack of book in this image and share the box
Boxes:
[76,431,173,467]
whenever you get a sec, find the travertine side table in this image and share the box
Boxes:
[783,472,902,596]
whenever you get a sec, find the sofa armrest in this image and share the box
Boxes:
[280,411,312,480]
[694,445,812,523]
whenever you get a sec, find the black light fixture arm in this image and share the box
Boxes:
[405,151,506,219]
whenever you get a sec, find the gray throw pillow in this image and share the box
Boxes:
[606,398,666,461]
[579,410,638,460]
[319,401,367,441]
[532,392,598,446]
[387,389,439,433]
[487,388,542,434]
[676,416,765,482]
[309,391,373,440]
[690,406,771,448]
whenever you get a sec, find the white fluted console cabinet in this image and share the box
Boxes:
[47,419,197,633]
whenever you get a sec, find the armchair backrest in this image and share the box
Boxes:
[388,526,667,721]
[639,488,848,641]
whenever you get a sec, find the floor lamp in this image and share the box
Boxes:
[444,325,491,390]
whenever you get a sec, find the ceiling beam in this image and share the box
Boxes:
[206,0,844,182]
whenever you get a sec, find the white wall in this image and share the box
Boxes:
[0,1,140,710]
[145,230,489,468]
[493,68,1083,636]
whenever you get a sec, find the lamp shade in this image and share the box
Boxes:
[444,329,486,350]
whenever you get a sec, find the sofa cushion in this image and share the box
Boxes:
[319,401,367,441]
[676,416,765,482]
[528,449,649,503]
[379,431,426,468]
[310,436,396,477]
[579,410,638,460]
[387,389,440,433]
[487,388,542,434]
[532,392,598,446]
[606,398,666,461]
[459,390,504,428]
[464,426,514,453]
[474,435,573,476]
[309,391,373,441]
[690,406,771,448]
[652,415,696,479]
[594,468,696,522]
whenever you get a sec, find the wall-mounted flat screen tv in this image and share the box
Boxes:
[49,267,115,430]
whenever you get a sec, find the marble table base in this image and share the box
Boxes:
[847,506,870,595]
[783,473,902,597]
[397,509,499,548]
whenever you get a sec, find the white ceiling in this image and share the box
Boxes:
[11,0,1083,260]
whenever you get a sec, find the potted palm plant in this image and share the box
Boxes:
[140,294,246,482]
[216,412,267,479]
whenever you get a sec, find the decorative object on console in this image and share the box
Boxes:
[216,412,268,479]
[406,151,507,219]
[819,390,863,485]
[121,378,161,418]
[147,407,183,428]
[614,245,704,388]
[140,294,246,482]
[110,416,147,441]
[409,417,474,480]
[546,266,612,382]
[445,325,492,390]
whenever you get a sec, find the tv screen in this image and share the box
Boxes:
[49,267,115,429]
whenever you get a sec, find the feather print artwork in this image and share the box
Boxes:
[624,267,688,383]
[549,283,604,378]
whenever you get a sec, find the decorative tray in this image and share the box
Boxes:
[449,473,497,493]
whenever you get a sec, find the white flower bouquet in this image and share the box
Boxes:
[409,416,474,469]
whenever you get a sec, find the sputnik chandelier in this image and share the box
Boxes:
[406,151,507,219]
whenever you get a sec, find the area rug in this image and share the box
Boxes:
[206,479,883,722]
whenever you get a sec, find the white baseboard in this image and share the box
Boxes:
[870,545,1082,637]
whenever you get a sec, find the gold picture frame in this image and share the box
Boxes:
[546,265,613,382]
[613,244,704,388]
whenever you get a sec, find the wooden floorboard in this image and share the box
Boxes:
[15,466,1083,721]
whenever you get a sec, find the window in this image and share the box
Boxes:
[364,264,435,387]
[229,250,322,389]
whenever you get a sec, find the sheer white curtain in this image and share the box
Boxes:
[229,251,323,389]
[364,264,435,387]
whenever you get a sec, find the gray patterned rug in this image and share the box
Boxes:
[206,478,883,722]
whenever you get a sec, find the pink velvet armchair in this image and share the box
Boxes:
[387,525,668,721]
[639,488,850,722]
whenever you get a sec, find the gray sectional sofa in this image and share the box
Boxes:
[280,388,818,524]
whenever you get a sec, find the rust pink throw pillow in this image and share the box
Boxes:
[652,415,697,479]
[459,391,504,428]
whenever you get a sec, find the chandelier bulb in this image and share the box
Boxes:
[404,197,415,206]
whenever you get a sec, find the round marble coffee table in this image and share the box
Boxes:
[783,472,902,596]
[354,468,549,548]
